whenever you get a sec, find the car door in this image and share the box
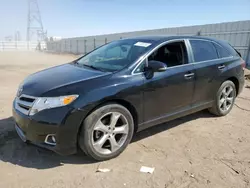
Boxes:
[188,39,231,105]
[142,39,195,125]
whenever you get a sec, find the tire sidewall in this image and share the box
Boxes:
[79,104,134,161]
[216,81,236,116]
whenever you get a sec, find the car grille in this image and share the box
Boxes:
[15,95,37,115]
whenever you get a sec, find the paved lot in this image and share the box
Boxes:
[0,52,250,188]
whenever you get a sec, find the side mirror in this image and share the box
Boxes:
[147,60,167,72]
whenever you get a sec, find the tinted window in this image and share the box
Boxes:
[213,43,232,58]
[148,41,188,67]
[228,43,241,57]
[190,40,218,62]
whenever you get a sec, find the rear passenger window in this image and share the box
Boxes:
[213,43,232,58]
[190,40,218,62]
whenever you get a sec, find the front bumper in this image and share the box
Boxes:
[12,99,83,155]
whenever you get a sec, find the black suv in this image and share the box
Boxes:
[13,36,245,160]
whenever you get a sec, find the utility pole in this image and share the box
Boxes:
[15,31,21,41]
[27,0,47,42]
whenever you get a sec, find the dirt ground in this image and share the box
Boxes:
[0,51,250,188]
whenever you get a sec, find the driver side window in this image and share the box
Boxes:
[133,41,188,74]
[148,41,188,68]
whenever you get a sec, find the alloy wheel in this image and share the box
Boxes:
[91,112,129,155]
[219,85,234,112]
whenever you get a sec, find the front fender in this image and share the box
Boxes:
[74,74,144,125]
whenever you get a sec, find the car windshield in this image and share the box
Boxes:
[75,39,154,72]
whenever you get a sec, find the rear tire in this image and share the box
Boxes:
[208,80,236,116]
[78,104,134,161]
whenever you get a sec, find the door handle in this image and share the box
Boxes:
[184,73,194,79]
[218,65,225,70]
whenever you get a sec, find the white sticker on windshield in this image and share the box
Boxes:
[134,42,152,47]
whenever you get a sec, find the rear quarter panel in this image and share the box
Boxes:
[223,56,245,94]
[208,56,244,98]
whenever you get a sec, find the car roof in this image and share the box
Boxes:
[124,35,222,43]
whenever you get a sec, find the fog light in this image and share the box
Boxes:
[52,136,56,143]
[45,134,56,146]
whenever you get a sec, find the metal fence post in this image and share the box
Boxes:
[246,35,250,68]
[84,40,87,55]
[94,38,96,49]
[69,40,72,53]
[76,40,79,54]
[61,41,63,53]
[196,30,201,36]
[105,38,107,44]
[65,40,67,53]
[246,46,250,68]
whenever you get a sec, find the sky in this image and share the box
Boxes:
[1,0,250,40]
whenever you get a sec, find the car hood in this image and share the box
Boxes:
[20,63,111,96]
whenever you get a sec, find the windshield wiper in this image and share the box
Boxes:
[82,64,106,72]
[72,60,80,65]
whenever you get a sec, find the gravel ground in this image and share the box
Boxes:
[0,51,250,188]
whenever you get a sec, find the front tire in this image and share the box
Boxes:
[78,104,134,161]
[208,80,236,116]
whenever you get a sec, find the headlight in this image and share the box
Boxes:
[16,85,23,97]
[29,95,78,115]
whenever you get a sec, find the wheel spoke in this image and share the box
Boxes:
[226,97,233,104]
[94,120,109,133]
[219,98,225,107]
[110,112,121,129]
[93,134,109,151]
[222,88,227,95]
[222,100,227,111]
[113,124,129,135]
[226,87,233,96]
[109,135,120,152]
